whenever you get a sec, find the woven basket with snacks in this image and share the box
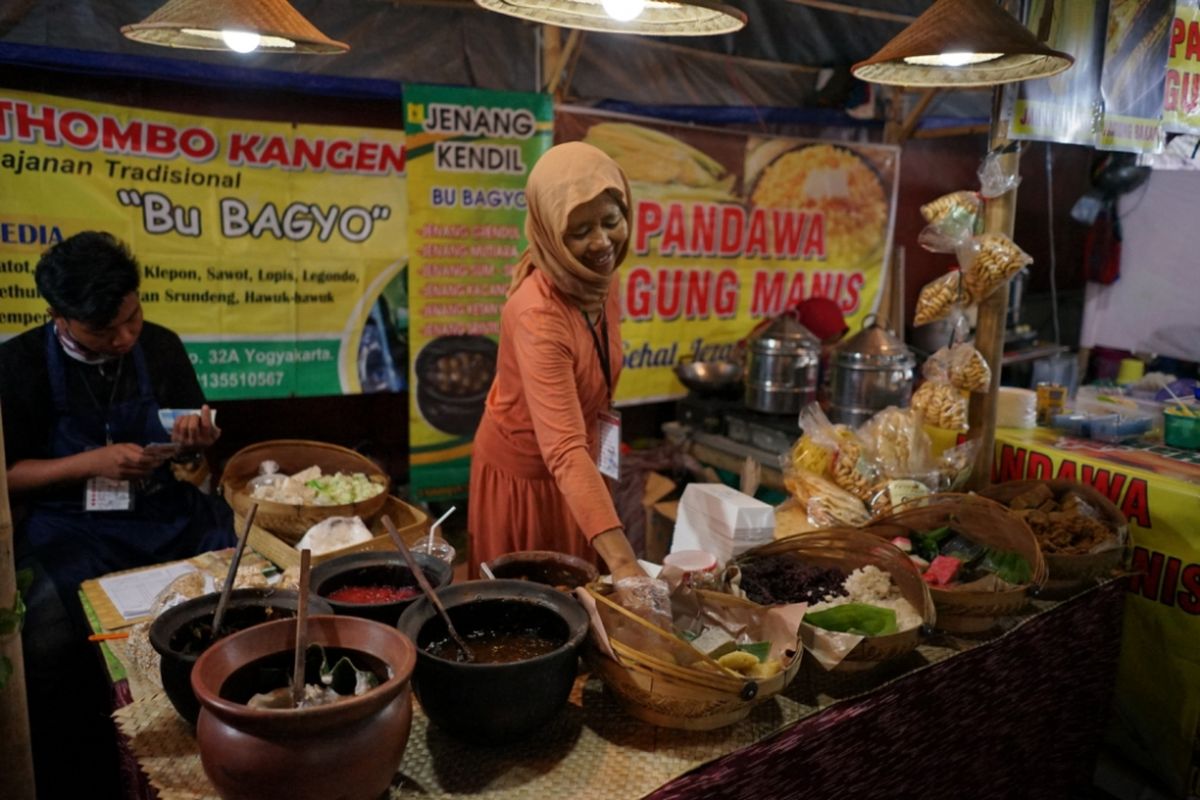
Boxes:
[221,440,390,544]
[868,494,1046,634]
[581,584,802,731]
[734,529,935,671]
[979,480,1128,597]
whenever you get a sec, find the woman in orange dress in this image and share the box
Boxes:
[468,142,642,581]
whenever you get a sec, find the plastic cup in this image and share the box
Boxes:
[1115,358,1145,385]
[411,535,456,565]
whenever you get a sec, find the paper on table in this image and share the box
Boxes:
[98,562,199,621]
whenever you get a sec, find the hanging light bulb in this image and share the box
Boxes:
[220,30,262,53]
[904,51,1003,67]
[600,0,646,22]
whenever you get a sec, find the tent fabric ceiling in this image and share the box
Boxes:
[0,0,992,118]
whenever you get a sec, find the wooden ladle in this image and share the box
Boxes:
[382,516,473,662]
[211,503,258,636]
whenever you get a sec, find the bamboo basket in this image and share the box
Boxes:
[220,440,390,544]
[240,494,428,570]
[736,529,935,671]
[583,585,803,730]
[868,494,1047,634]
[979,480,1128,597]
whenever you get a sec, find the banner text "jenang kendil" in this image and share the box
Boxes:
[0,98,405,175]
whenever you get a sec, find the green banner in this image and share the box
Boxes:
[404,85,553,501]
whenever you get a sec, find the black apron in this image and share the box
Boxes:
[22,324,234,603]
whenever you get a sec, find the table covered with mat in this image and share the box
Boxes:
[96,577,1124,800]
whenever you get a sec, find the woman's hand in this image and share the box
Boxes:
[87,443,162,480]
[172,404,220,450]
[591,528,645,581]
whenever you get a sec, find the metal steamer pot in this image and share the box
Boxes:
[828,319,915,427]
[744,315,820,415]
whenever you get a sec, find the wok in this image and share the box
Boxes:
[673,360,743,394]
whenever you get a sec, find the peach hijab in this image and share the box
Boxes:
[508,142,632,314]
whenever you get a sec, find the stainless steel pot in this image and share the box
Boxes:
[744,315,820,415]
[828,320,915,427]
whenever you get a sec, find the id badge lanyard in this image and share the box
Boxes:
[584,309,621,481]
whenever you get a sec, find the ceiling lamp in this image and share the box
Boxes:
[121,0,348,54]
[474,0,747,36]
[852,0,1072,87]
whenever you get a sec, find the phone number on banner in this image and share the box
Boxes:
[197,370,287,390]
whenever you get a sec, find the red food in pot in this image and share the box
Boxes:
[328,585,420,604]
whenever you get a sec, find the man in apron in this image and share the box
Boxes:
[0,231,234,797]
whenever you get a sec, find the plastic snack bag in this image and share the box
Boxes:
[782,469,871,528]
[911,380,969,431]
[918,191,982,253]
[978,145,1022,199]
[858,407,933,480]
[957,233,1033,301]
[924,343,991,393]
[913,270,971,327]
[936,439,978,491]
[797,403,877,501]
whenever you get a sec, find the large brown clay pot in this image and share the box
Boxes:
[191,614,416,800]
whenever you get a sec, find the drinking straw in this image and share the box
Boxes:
[1164,385,1196,417]
[428,506,456,553]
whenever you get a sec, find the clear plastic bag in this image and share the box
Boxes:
[796,403,877,501]
[781,467,870,528]
[613,576,673,632]
[913,270,971,327]
[918,191,982,253]
[857,407,933,480]
[936,439,978,491]
[911,380,969,431]
[978,147,1022,198]
[924,343,991,393]
[957,233,1033,302]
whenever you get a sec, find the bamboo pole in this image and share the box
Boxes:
[0,403,36,799]
[966,87,1019,489]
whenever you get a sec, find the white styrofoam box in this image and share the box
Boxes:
[669,483,775,565]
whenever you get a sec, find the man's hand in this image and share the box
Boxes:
[87,443,165,480]
[172,404,220,449]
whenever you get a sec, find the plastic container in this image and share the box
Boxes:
[1164,408,1200,450]
[411,535,456,565]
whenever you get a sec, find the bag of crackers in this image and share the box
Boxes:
[957,233,1033,302]
[911,378,969,432]
[923,342,991,393]
[913,269,971,327]
[918,190,982,254]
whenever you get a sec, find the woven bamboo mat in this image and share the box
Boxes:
[112,596,1062,799]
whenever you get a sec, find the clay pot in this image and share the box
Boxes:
[149,588,333,725]
[311,551,453,626]
[191,615,416,800]
[484,550,598,590]
[396,579,588,744]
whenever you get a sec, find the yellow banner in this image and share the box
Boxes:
[0,88,407,398]
[1165,0,1200,134]
[557,110,899,404]
[994,428,1200,796]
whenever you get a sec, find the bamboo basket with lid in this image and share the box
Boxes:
[735,528,935,671]
[582,584,803,730]
[867,494,1047,634]
[220,439,390,544]
[979,480,1128,597]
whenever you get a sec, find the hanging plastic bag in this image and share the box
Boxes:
[978,145,1022,198]
[918,190,982,253]
[913,269,971,327]
[911,380,969,431]
[957,233,1033,301]
[924,343,991,393]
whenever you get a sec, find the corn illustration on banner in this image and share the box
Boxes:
[0,88,408,399]
[404,85,554,502]
[556,109,900,405]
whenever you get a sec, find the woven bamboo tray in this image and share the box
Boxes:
[868,494,1047,634]
[583,585,802,730]
[221,439,390,544]
[736,529,935,671]
[979,480,1128,596]
[242,494,427,570]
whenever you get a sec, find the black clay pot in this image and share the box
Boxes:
[484,550,598,590]
[414,335,497,437]
[396,579,588,744]
[311,551,453,626]
[149,588,333,725]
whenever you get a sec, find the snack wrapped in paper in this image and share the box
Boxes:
[911,381,969,431]
[918,190,982,253]
[958,233,1033,302]
[914,270,971,327]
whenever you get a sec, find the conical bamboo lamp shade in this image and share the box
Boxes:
[474,0,746,36]
[122,0,349,54]
[852,0,1072,87]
